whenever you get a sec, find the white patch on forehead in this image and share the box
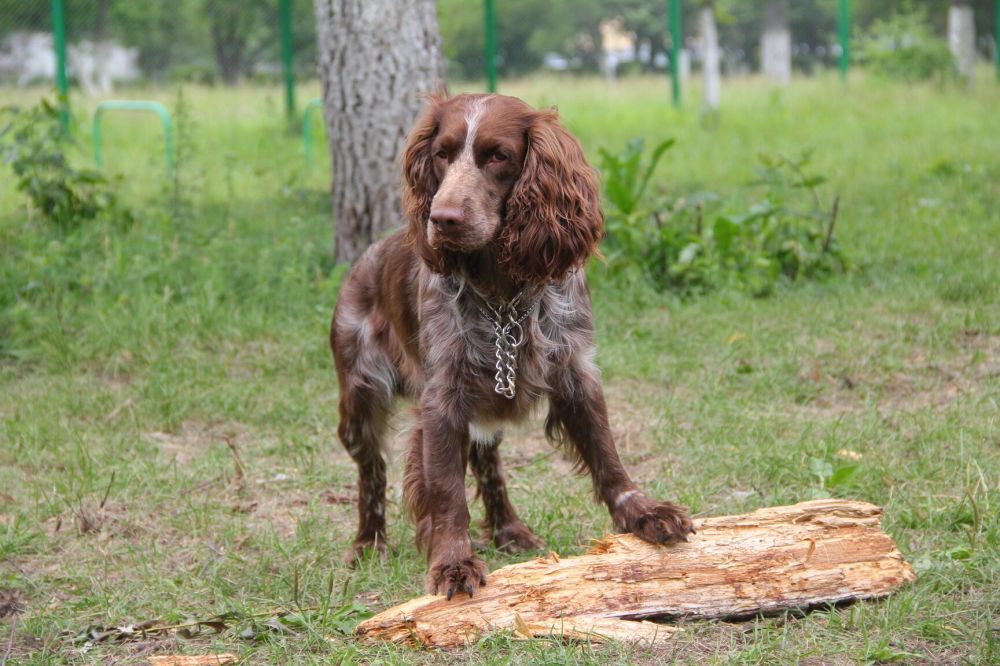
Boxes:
[460,96,490,162]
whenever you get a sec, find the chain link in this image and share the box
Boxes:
[477,289,534,400]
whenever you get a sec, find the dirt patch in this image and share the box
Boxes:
[147,421,252,465]
[0,588,25,618]
[960,329,1000,381]
[795,331,998,420]
[235,481,358,540]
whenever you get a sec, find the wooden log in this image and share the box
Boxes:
[147,656,237,666]
[356,500,915,647]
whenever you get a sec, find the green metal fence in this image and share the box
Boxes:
[1,1,997,157]
[1,0,315,118]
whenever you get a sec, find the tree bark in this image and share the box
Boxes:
[314,0,443,264]
[699,2,720,116]
[356,500,915,647]
[94,0,111,93]
[205,0,249,86]
[948,0,976,84]
[761,0,791,84]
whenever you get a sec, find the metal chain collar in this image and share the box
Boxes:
[476,289,535,400]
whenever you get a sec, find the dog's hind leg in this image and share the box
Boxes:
[332,309,397,565]
[469,432,544,553]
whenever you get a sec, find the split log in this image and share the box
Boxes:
[147,656,237,666]
[356,499,915,647]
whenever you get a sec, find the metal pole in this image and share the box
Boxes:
[51,0,69,130]
[838,0,850,81]
[302,98,323,166]
[669,0,682,107]
[484,0,497,92]
[995,0,999,81]
[280,0,296,122]
[93,100,175,176]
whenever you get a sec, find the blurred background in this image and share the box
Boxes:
[0,1,997,107]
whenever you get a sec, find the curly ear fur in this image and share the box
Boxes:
[499,109,604,284]
[402,94,448,273]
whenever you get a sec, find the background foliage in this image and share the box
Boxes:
[1,0,996,84]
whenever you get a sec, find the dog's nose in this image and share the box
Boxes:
[429,206,465,229]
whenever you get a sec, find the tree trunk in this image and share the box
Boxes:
[357,500,915,647]
[94,0,111,93]
[761,0,791,84]
[700,3,720,116]
[314,0,443,264]
[948,0,976,83]
[206,0,248,86]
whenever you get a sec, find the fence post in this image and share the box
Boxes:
[669,0,682,107]
[280,0,296,123]
[484,0,497,92]
[51,0,69,130]
[838,0,850,81]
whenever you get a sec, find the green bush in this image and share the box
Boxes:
[599,139,847,297]
[857,7,954,82]
[0,100,131,230]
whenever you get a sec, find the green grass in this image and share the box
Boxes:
[1,70,998,664]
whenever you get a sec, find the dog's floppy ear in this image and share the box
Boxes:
[499,109,604,284]
[402,94,446,271]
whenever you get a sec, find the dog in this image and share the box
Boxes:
[331,93,694,599]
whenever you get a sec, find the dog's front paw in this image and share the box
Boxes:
[426,556,488,600]
[615,495,695,545]
[631,501,695,544]
[493,521,545,553]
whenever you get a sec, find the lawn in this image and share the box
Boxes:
[1,71,998,664]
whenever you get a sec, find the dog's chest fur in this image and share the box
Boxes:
[417,271,592,426]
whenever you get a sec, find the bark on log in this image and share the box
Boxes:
[356,500,915,647]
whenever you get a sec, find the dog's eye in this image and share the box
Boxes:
[489,151,508,164]
[434,149,448,160]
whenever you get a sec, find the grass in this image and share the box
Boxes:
[1,69,998,663]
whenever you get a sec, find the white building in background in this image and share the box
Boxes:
[598,18,688,80]
[0,31,140,93]
[599,18,634,78]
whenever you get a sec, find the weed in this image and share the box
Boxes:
[600,139,845,296]
[0,99,130,230]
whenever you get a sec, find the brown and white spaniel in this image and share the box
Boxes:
[330,93,694,599]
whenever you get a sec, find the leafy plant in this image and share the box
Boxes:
[598,138,846,297]
[857,7,954,82]
[599,137,675,218]
[0,99,130,230]
[808,456,860,499]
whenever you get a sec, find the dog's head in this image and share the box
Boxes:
[402,93,603,284]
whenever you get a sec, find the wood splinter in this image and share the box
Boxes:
[356,499,916,647]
